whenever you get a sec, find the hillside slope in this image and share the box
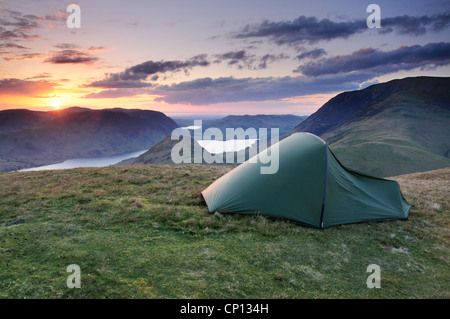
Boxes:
[207,114,307,136]
[0,108,179,172]
[119,135,207,165]
[287,76,450,176]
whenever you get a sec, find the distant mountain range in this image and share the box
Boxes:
[287,76,450,176]
[205,114,307,136]
[124,76,450,177]
[0,107,178,172]
[2,76,448,176]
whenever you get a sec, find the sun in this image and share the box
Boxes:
[49,99,63,110]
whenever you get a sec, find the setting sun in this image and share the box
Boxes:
[49,99,63,110]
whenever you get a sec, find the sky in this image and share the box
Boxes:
[0,0,449,117]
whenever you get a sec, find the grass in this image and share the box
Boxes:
[0,165,448,298]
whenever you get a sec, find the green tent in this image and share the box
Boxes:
[202,133,411,229]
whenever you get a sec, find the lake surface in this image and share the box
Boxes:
[181,125,259,154]
[197,139,258,154]
[19,149,147,172]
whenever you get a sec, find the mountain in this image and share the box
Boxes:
[205,114,307,136]
[0,108,179,172]
[0,109,51,133]
[120,114,305,166]
[286,76,450,177]
[119,135,208,165]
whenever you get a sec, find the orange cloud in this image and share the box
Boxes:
[88,46,108,52]
[2,53,47,61]
[0,78,58,97]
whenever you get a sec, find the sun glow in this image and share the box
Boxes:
[49,98,63,110]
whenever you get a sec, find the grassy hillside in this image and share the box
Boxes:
[288,76,450,177]
[325,93,450,176]
[0,165,448,298]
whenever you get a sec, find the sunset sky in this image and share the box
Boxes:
[0,0,449,117]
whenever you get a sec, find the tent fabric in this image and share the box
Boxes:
[201,133,411,229]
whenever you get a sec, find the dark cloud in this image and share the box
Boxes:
[213,50,288,70]
[0,78,57,97]
[235,15,365,45]
[149,73,369,105]
[0,29,39,41]
[382,14,450,36]
[296,48,327,60]
[258,53,289,69]
[82,73,372,104]
[234,13,450,45]
[84,79,153,89]
[0,14,40,31]
[86,55,210,88]
[54,43,80,50]
[213,50,247,65]
[0,8,66,52]
[114,54,209,81]
[44,50,99,65]
[0,42,30,50]
[296,42,450,76]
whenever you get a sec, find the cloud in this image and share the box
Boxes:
[0,13,40,31]
[84,79,153,89]
[113,54,209,80]
[86,55,210,88]
[382,13,450,36]
[83,88,150,99]
[213,50,288,69]
[0,7,66,50]
[54,43,80,50]
[88,46,108,51]
[150,73,369,105]
[296,42,450,76]
[234,13,450,45]
[2,52,46,61]
[0,42,30,50]
[0,29,39,41]
[0,78,57,97]
[213,50,247,64]
[25,73,52,80]
[44,50,99,65]
[257,53,289,69]
[296,48,327,60]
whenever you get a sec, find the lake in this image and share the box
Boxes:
[181,125,259,154]
[197,139,258,154]
[19,149,148,172]
[19,134,260,171]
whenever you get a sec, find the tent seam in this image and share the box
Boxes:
[319,144,328,229]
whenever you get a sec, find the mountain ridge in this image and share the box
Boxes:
[286,76,450,176]
[0,107,179,172]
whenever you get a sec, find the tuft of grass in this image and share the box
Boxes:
[0,165,448,298]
